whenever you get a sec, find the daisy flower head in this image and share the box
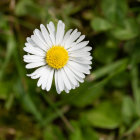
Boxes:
[23,20,92,94]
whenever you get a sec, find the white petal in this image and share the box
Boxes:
[24,43,45,56]
[69,52,90,57]
[68,61,90,74]
[84,56,93,61]
[46,68,54,91]
[75,76,84,83]
[24,58,44,63]
[57,69,64,92]
[70,29,78,36]
[26,61,46,69]
[67,64,85,79]
[40,24,53,47]
[61,68,71,90]
[81,46,92,51]
[23,55,45,63]
[56,20,65,45]
[37,76,44,87]
[60,69,68,93]
[33,29,49,49]
[37,72,47,88]
[64,86,70,93]
[88,65,92,69]
[71,82,79,89]
[41,66,51,90]
[65,66,84,83]
[76,35,85,44]
[47,22,56,45]
[69,54,92,61]
[26,37,35,45]
[23,54,44,60]
[63,66,78,86]
[61,29,73,46]
[27,37,45,50]
[73,73,84,83]
[34,66,49,87]
[36,66,53,89]
[69,46,92,54]
[55,70,61,94]
[31,35,47,51]
[27,66,46,78]
[69,57,92,65]
[65,31,81,49]
[68,41,89,51]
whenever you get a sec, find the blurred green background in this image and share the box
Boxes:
[0,0,140,139]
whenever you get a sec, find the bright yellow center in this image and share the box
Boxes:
[46,46,69,69]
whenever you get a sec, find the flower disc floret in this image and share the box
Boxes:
[46,46,69,69]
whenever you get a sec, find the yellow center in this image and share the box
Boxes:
[46,46,69,69]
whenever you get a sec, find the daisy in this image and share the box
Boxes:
[23,20,92,94]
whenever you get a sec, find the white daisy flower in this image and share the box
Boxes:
[23,20,92,94]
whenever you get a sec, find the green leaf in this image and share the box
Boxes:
[5,93,14,110]
[101,0,128,24]
[131,63,140,116]
[125,119,140,135]
[69,121,83,140]
[0,34,15,80]
[15,0,42,18]
[91,17,112,32]
[90,58,128,81]
[60,80,105,107]
[137,14,140,24]
[43,125,66,140]
[111,18,139,40]
[14,80,43,122]
[122,96,137,125]
[82,127,99,140]
[0,14,9,30]
[84,101,121,129]
[110,71,129,88]
[70,80,105,107]
[15,0,32,16]
[0,82,11,100]
[69,121,99,140]
[94,46,117,64]
[124,39,140,63]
